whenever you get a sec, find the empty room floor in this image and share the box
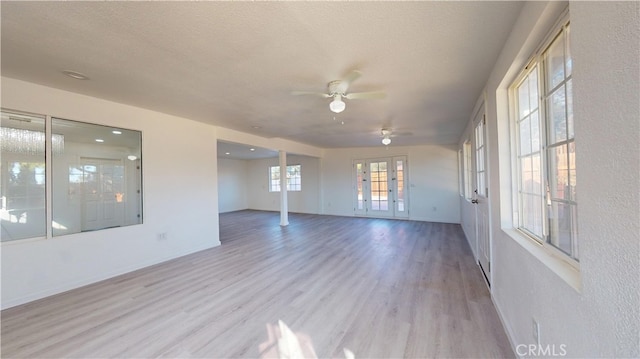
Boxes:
[1,210,513,358]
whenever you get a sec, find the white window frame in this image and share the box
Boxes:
[509,13,577,265]
[268,164,301,192]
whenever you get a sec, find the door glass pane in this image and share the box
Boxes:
[356,163,364,210]
[396,160,405,212]
[52,118,142,236]
[1,111,47,241]
[370,161,388,212]
[475,120,486,197]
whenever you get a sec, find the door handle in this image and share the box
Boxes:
[471,199,479,204]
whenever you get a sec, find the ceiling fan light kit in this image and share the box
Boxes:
[381,129,392,145]
[329,95,346,113]
[292,70,385,114]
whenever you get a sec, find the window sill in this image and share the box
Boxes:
[501,227,582,292]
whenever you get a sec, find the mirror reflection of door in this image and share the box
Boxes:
[81,157,125,231]
[353,156,408,218]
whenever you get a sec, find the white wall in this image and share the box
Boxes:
[322,145,460,223]
[217,157,248,213]
[1,77,221,309]
[459,2,639,357]
[246,155,321,214]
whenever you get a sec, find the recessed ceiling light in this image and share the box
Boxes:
[95,139,104,143]
[127,155,138,161]
[62,70,89,80]
[251,126,262,129]
[250,148,255,151]
[225,152,230,155]
[112,130,122,135]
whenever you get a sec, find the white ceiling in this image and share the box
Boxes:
[1,1,523,149]
[217,141,278,161]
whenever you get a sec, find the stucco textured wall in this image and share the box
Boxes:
[571,2,639,356]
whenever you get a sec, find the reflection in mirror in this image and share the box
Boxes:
[1,110,47,241]
[52,118,142,236]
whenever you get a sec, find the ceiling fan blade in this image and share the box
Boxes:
[336,70,362,93]
[291,91,331,98]
[344,91,386,100]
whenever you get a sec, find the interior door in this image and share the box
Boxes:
[81,158,125,231]
[473,106,491,286]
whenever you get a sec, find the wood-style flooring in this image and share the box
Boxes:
[1,210,513,358]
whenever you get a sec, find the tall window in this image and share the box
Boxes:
[269,165,301,192]
[512,20,577,260]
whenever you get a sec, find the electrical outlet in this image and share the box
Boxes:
[532,318,540,345]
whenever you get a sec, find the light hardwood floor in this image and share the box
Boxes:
[1,210,513,358]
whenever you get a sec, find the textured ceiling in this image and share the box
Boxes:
[1,1,523,149]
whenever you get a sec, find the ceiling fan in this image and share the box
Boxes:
[291,70,386,113]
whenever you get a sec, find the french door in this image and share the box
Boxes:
[353,156,408,218]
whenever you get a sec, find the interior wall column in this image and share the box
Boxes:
[279,150,289,226]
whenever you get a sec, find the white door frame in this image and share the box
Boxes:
[472,104,492,287]
[353,156,409,219]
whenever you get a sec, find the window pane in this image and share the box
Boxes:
[548,201,573,255]
[568,142,577,201]
[519,77,530,118]
[529,70,539,111]
[567,79,574,139]
[1,111,47,241]
[548,85,567,144]
[565,26,572,77]
[548,145,569,200]
[546,33,565,89]
[52,118,142,236]
[521,193,544,238]
[519,116,531,155]
[520,154,542,195]
[531,110,541,153]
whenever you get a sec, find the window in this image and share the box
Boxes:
[0,109,143,241]
[269,165,301,192]
[1,111,47,241]
[512,20,577,260]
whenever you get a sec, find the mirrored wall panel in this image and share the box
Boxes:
[52,118,142,236]
[1,110,47,241]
